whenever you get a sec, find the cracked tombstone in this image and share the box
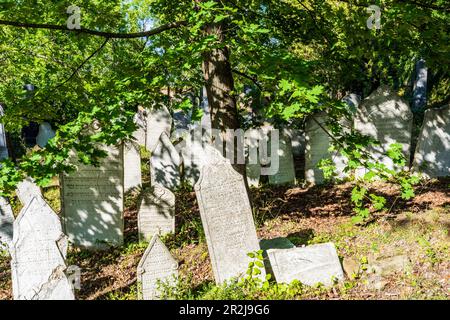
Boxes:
[16,177,42,206]
[146,105,172,153]
[150,132,181,191]
[61,144,124,250]
[138,184,175,241]
[413,105,450,178]
[137,235,178,300]
[0,197,14,252]
[267,242,344,287]
[354,85,413,177]
[11,196,74,300]
[124,140,142,194]
[195,147,264,284]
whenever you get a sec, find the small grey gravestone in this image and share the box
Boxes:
[61,144,124,250]
[150,132,181,190]
[195,149,264,284]
[36,122,56,148]
[0,197,14,252]
[413,105,450,178]
[123,141,142,193]
[11,196,74,300]
[0,105,8,160]
[283,128,306,157]
[268,133,296,185]
[146,105,172,153]
[138,184,175,241]
[137,235,178,300]
[16,177,42,206]
[267,242,344,287]
[354,85,413,177]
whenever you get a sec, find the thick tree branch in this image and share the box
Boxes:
[232,69,262,90]
[0,20,187,38]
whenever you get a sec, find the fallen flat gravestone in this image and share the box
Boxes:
[124,141,142,193]
[146,105,172,153]
[138,185,175,241]
[16,177,42,206]
[150,132,181,190]
[0,197,14,252]
[195,148,264,284]
[61,144,124,249]
[267,242,344,287]
[137,235,178,300]
[11,196,74,300]
[413,105,450,178]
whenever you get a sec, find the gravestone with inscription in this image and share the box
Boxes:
[146,105,172,153]
[11,196,74,300]
[124,141,142,193]
[16,177,42,206]
[137,235,178,300]
[354,85,413,177]
[61,144,124,249]
[195,150,263,284]
[268,134,296,185]
[150,132,181,190]
[413,105,450,178]
[138,185,175,241]
[0,197,14,252]
[267,242,344,287]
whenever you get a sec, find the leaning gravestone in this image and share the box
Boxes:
[16,177,42,206]
[0,197,14,252]
[0,104,8,160]
[61,144,124,249]
[138,185,175,241]
[146,105,172,153]
[267,242,344,287]
[413,105,450,178]
[150,132,181,190]
[354,85,413,177]
[11,196,74,300]
[268,133,296,185]
[137,235,178,300]
[195,148,264,284]
[123,141,142,193]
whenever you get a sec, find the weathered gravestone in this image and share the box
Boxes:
[61,144,124,249]
[16,177,42,206]
[283,128,306,157]
[36,122,56,148]
[138,185,175,241]
[11,196,74,300]
[181,127,212,186]
[133,108,147,146]
[0,104,8,160]
[146,105,172,153]
[267,242,344,287]
[123,141,142,193]
[245,129,262,188]
[137,235,178,300]
[150,132,181,190]
[268,133,296,185]
[0,197,14,252]
[354,85,413,177]
[413,105,450,178]
[195,148,264,284]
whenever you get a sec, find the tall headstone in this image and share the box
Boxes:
[283,128,306,157]
[123,141,142,193]
[61,144,124,249]
[16,177,42,206]
[36,122,56,148]
[150,132,181,190]
[0,197,14,252]
[181,128,212,186]
[354,85,413,177]
[133,109,147,146]
[146,105,172,153]
[195,149,263,283]
[267,242,344,286]
[245,129,262,188]
[0,104,8,160]
[268,134,296,185]
[412,105,450,178]
[11,196,74,300]
[138,185,175,241]
[137,235,178,300]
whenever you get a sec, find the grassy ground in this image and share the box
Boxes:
[1,178,448,300]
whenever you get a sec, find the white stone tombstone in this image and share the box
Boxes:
[245,129,262,188]
[133,109,147,146]
[354,85,413,177]
[138,185,175,241]
[268,134,296,185]
[11,196,74,300]
[61,144,124,249]
[36,122,56,148]
[0,197,14,252]
[124,141,142,193]
[16,177,42,206]
[195,150,264,284]
[283,128,306,157]
[267,242,344,287]
[137,235,178,300]
[0,105,8,160]
[413,105,450,178]
[146,105,172,153]
[150,132,181,190]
